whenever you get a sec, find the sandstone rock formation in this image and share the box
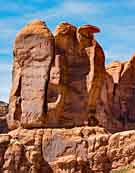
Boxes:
[0,134,11,173]
[106,54,135,131]
[47,23,110,128]
[46,23,126,132]
[0,101,8,133]
[7,21,110,129]
[0,127,135,172]
[7,20,55,129]
[1,19,135,172]
[6,20,135,132]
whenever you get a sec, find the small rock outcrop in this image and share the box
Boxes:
[0,101,8,133]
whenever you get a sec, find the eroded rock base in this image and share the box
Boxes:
[0,127,135,173]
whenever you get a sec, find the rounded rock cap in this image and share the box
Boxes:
[54,22,76,36]
[27,19,46,26]
[15,19,53,44]
[77,24,100,34]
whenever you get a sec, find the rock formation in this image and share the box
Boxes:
[0,101,8,133]
[1,19,135,172]
[106,54,135,131]
[47,22,90,127]
[0,127,135,172]
[7,21,110,129]
[7,20,55,129]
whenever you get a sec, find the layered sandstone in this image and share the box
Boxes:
[1,19,135,173]
[0,127,135,172]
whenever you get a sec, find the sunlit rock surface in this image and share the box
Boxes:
[0,20,135,172]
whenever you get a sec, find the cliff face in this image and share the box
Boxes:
[106,55,135,131]
[1,20,135,172]
[1,127,135,172]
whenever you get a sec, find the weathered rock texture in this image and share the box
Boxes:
[105,54,135,132]
[7,20,55,129]
[8,21,111,129]
[2,19,135,172]
[0,101,8,133]
[0,127,135,172]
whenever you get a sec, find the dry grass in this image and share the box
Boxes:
[111,165,135,173]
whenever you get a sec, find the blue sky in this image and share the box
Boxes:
[1,0,135,102]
